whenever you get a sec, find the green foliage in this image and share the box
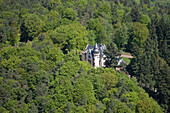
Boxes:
[0,0,168,112]
[114,24,129,51]
[131,22,149,47]
[95,1,111,17]
[87,30,96,46]
[113,101,132,113]
[62,8,77,21]
[0,11,20,45]
[87,18,107,44]
[49,22,88,53]
[104,42,119,67]
[42,10,59,32]
[0,41,163,112]
[73,77,96,105]
[121,92,140,111]
[20,13,44,42]
[101,72,117,90]
[140,14,151,25]
[136,99,153,113]
[117,9,124,22]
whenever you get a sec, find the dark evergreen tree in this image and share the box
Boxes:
[156,16,170,65]
[104,42,119,67]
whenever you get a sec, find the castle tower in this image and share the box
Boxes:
[93,43,100,68]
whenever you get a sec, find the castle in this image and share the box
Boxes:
[82,43,106,68]
[82,43,132,69]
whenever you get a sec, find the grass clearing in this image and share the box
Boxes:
[121,57,131,64]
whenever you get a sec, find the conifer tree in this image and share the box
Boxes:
[104,42,119,67]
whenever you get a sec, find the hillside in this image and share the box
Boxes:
[0,40,163,112]
[0,0,169,112]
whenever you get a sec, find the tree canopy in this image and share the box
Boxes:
[0,0,169,112]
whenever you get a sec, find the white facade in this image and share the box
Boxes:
[94,53,100,68]
[82,43,106,68]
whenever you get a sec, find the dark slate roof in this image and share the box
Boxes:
[94,43,99,49]
[85,44,93,50]
[93,43,99,53]
[84,43,106,60]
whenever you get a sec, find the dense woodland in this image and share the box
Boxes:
[0,0,169,112]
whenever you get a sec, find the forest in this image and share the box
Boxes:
[0,0,169,112]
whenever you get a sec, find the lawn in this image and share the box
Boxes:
[121,57,131,65]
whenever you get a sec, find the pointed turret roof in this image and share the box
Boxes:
[94,43,98,49]
[85,44,93,50]
[102,44,106,50]
[93,43,99,53]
